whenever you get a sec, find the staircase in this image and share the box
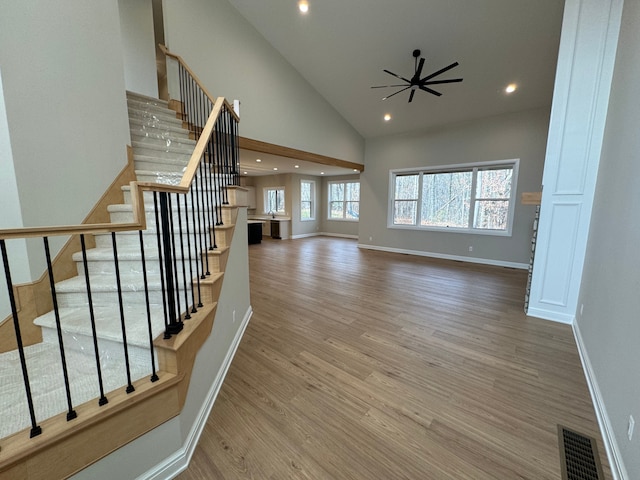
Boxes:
[0,91,236,442]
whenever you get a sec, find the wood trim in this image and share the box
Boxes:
[521,192,542,205]
[239,136,364,172]
[0,371,182,479]
[0,154,136,353]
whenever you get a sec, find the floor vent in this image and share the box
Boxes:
[558,425,604,480]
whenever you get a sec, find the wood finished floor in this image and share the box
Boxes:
[178,237,611,480]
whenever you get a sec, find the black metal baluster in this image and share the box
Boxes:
[111,233,135,393]
[232,112,240,185]
[1,239,42,438]
[167,194,182,321]
[198,158,213,276]
[206,136,218,249]
[189,187,204,307]
[159,193,183,334]
[80,234,108,406]
[153,192,171,338]
[183,194,198,313]
[43,237,77,421]
[214,118,224,225]
[197,161,211,276]
[176,195,191,319]
[138,231,158,382]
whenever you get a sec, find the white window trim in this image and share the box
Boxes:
[327,180,360,222]
[387,159,519,236]
[300,179,316,221]
[263,186,286,215]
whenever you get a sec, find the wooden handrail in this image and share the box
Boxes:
[158,44,240,123]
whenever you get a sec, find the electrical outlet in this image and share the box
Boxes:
[233,309,236,323]
[628,415,635,441]
[468,246,473,252]
[580,304,584,316]
[369,236,373,241]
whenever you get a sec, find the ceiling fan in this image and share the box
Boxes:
[372,49,463,103]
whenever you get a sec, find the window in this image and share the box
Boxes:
[328,180,360,221]
[264,187,285,214]
[389,160,518,235]
[300,180,316,221]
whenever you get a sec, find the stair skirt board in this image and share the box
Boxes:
[0,91,234,446]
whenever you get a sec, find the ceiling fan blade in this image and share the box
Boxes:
[422,78,463,85]
[414,57,425,80]
[382,86,411,100]
[420,62,459,82]
[371,84,407,89]
[384,69,411,84]
[419,85,442,97]
[408,89,416,103]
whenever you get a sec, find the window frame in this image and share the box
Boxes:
[327,180,360,222]
[263,186,286,215]
[387,159,519,236]
[300,179,316,221]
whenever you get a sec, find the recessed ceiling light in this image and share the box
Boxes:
[353,169,358,172]
[298,1,309,13]
[294,165,300,168]
[273,167,278,171]
[243,171,248,175]
[256,158,262,162]
[505,83,517,94]
[320,172,325,175]
[384,113,392,122]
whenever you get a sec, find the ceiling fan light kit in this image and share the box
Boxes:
[372,49,463,103]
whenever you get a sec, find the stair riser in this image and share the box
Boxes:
[131,133,195,148]
[127,110,183,129]
[94,230,217,250]
[134,159,189,173]
[56,287,190,308]
[131,131,192,147]
[108,208,220,229]
[127,105,181,122]
[130,122,190,139]
[74,255,203,276]
[41,327,156,370]
[127,102,176,119]
[132,145,192,161]
[123,188,222,207]
[126,93,169,107]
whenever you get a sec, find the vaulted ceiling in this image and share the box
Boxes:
[228,0,565,140]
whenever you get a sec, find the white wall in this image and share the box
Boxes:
[0,68,31,320]
[575,0,640,477]
[162,0,364,165]
[359,108,549,267]
[119,0,159,97]
[0,0,131,279]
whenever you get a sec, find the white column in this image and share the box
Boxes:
[528,0,624,323]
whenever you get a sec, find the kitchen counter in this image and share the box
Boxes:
[248,216,291,239]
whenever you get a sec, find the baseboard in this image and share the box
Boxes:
[290,232,322,239]
[572,321,628,480]
[139,305,253,480]
[526,306,575,324]
[290,232,358,240]
[320,232,358,239]
[357,243,529,270]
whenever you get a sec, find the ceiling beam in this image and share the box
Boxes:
[239,137,364,172]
